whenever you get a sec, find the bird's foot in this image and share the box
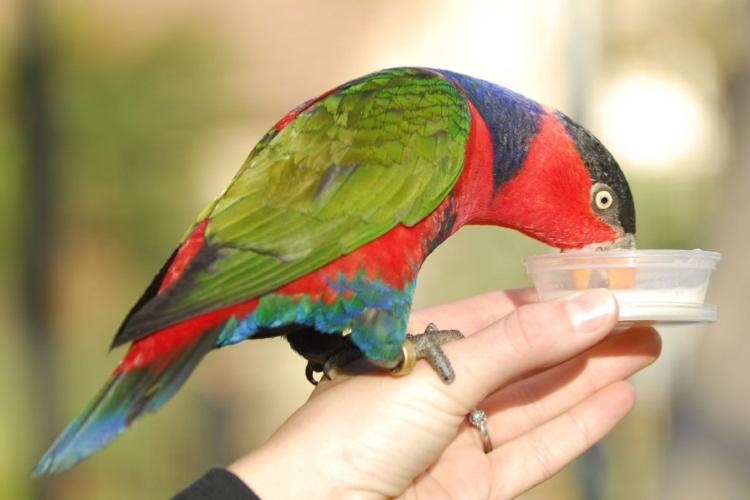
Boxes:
[305,345,363,385]
[392,323,463,384]
[303,324,463,385]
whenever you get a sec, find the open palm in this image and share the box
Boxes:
[230,288,661,499]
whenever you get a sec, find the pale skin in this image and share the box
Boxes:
[229,288,661,499]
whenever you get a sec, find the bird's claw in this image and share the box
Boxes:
[305,346,363,385]
[391,323,463,383]
[305,362,323,385]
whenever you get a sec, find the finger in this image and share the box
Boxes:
[423,289,618,408]
[408,288,538,336]
[489,381,635,499]
[485,326,660,443]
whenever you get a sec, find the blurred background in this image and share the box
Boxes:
[1,0,748,498]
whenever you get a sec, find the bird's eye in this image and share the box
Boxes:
[593,187,615,211]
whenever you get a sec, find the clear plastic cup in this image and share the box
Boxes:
[523,249,721,325]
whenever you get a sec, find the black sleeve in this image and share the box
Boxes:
[172,468,260,500]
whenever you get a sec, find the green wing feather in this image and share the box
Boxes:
[120,68,470,340]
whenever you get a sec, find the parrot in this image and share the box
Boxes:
[33,67,635,475]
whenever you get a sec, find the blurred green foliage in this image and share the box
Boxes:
[630,178,719,250]
[0,36,23,285]
[52,25,226,262]
[1,8,236,500]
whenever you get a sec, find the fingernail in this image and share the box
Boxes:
[565,289,615,334]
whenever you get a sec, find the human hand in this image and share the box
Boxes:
[228,288,661,499]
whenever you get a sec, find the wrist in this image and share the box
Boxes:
[227,438,355,499]
[228,445,289,499]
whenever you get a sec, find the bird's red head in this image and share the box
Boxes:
[485,110,635,250]
[442,69,636,251]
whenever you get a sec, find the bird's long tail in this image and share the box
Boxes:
[32,325,221,476]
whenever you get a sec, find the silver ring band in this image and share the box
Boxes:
[468,408,493,454]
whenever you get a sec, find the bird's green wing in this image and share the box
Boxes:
[117,68,470,342]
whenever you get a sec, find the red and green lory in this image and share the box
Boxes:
[34,67,635,475]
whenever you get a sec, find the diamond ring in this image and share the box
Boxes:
[468,408,493,454]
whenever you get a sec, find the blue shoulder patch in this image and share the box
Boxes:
[436,70,543,191]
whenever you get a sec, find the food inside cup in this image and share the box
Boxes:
[523,249,721,325]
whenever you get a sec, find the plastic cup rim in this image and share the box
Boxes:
[523,249,722,271]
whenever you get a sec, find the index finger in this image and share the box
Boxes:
[408,287,538,336]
